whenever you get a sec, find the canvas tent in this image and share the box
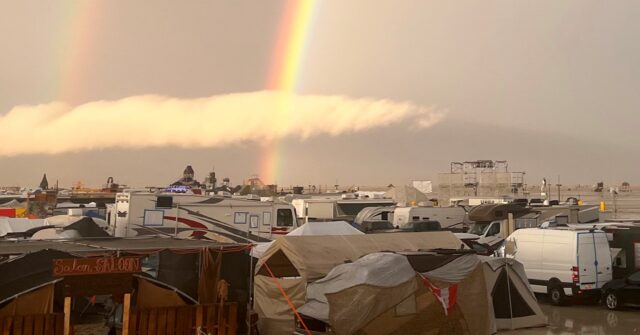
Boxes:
[384,185,430,206]
[250,221,364,258]
[253,232,465,334]
[297,252,492,335]
[481,257,546,331]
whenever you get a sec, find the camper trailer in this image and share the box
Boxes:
[291,195,395,221]
[106,192,298,243]
[392,206,467,231]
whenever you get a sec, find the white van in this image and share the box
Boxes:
[504,228,612,305]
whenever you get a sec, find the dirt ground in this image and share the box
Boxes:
[501,296,640,335]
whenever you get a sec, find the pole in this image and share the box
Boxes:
[122,293,131,335]
[174,203,179,237]
[63,297,71,335]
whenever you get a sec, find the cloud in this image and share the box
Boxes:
[0,91,444,156]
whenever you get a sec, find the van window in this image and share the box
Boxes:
[486,223,500,236]
[277,209,294,227]
[412,216,420,221]
[156,196,173,208]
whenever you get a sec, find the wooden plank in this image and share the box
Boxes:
[55,314,64,335]
[3,317,13,335]
[157,308,167,335]
[33,315,44,335]
[44,315,54,335]
[128,309,137,335]
[13,316,23,335]
[175,308,186,335]
[217,304,225,335]
[205,305,216,333]
[148,309,157,335]
[195,305,203,330]
[227,304,238,335]
[139,310,149,335]
[63,297,71,335]
[122,293,131,335]
[22,315,33,335]
[165,307,176,335]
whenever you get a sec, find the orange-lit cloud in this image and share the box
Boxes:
[0,91,444,156]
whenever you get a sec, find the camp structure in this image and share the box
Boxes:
[296,251,491,335]
[295,253,545,335]
[480,257,546,331]
[0,236,253,335]
[384,185,431,206]
[253,231,466,334]
[250,221,364,258]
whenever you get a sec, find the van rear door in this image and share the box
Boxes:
[577,232,601,290]
[594,232,612,288]
[577,232,613,290]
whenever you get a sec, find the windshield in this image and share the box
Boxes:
[468,223,490,235]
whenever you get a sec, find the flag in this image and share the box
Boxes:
[423,277,458,316]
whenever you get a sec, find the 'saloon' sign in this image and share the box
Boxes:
[53,256,141,277]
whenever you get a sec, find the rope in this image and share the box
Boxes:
[263,262,312,335]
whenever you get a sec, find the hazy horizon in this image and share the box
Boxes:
[2,0,640,188]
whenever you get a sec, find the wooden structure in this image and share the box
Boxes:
[128,303,238,335]
[0,313,65,335]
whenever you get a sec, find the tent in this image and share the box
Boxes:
[253,232,465,334]
[481,257,546,331]
[384,185,431,206]
[297,252,493,335]
[251,221,364,258]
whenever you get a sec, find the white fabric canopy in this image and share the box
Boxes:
[251,221,364,258]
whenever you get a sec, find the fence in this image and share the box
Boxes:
[129,303,238,335]
[0,313,65,335]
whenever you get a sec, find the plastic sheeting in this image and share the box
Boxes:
[256,231,464,280]
[250,221,364,258]
[298,253,493,335]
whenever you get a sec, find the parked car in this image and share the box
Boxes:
[504,228,612,305]
[602,271,640,310]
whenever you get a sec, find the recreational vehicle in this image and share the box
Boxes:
[106,192,298,243]
[291,195,395,221]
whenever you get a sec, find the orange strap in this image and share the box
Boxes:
[263,263,312,335]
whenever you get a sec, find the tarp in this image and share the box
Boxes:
[254,232,465,334]
[251,221,364,258]
[0,249,71,304]
[0,218,47,237]
[298,253,493,335]
[481,257,546,331]
[0,283,55,317]
[384,185,430,206]
[136,277,190,309]
[256,231,464,280]
[0,200,24,208]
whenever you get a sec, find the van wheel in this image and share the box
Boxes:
[548,285,566,305]
[605,291,620,310]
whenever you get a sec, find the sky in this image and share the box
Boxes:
[1,0,639,188]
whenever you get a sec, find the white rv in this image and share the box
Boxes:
[505,228,612,305]
[392,206,467,230]
[106,192,298,243]
[291,195,396,221]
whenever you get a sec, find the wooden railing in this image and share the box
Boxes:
[129,303,238,335]
[0,313,65,335]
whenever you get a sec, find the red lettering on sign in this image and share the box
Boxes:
[52,257,141,277]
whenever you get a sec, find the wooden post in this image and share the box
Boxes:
[63,297,71,335]
[195,305,203,331]
[122,293,131,335]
